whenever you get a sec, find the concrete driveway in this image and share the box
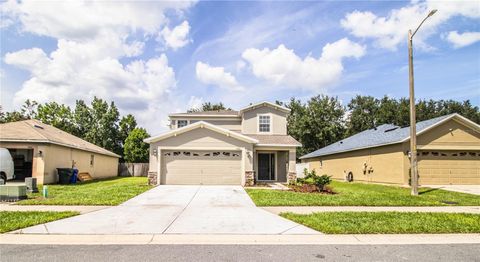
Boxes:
[422,185,480,196]
[18,186,319,235]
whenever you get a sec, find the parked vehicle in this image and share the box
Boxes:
[0,148,14,184]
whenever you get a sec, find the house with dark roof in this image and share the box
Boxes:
[144,101,301,186]
[301,114,480,185]
[0,119,120,184]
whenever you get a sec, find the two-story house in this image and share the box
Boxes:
[144,101,301,186]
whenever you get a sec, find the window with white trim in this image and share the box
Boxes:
[258,115,271,133]
[177,120,188,128]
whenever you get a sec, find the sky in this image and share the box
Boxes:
[1,0,479,133]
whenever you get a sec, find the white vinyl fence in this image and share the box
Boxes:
[296,162,309,178]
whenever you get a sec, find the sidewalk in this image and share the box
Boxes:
[262,206,480,214]
[0,204,109,214]
[1,233,479,245]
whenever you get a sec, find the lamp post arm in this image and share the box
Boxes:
[411,15,430,39]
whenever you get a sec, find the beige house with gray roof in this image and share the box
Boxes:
[301,114,480,185]
[145,101,301,186]
[0,119,120,184]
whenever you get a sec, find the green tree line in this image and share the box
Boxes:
[278,95,479,157]
[2,96,478,161]
[0,98,149,163]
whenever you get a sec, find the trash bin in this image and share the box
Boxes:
[71,168,78,184]
[57,168,73,185]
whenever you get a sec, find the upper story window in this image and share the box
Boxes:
[258,115,271,133]
[177,120,188,128]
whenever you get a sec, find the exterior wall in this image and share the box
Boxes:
[170,117,241,131]
[417,119,480,150]
[148,127,254,184]
[241,106,287,135]
[0,142,118,184]
[43,144,118,184]
[304,143,406,185]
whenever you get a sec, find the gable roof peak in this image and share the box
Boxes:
[239,101,290,114]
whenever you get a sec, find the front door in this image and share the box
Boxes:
[258,153,275,181]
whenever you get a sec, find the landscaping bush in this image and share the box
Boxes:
[292,169,333,193]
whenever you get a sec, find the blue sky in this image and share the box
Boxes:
[1,1,479,132]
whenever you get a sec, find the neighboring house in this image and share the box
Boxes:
[300,114,480,186]
[144,101,301,186]
[0,119,120,184]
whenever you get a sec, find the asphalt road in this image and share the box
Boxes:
[1,244,479,262]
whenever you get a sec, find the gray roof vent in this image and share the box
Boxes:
[33,124,44,129]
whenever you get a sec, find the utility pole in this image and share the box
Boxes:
[408,9,437,196]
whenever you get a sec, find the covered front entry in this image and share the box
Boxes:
[418,150,480,185]
[258,153,275,181]
[162,150,242,185]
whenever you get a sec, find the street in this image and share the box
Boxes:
[1,244,479,262]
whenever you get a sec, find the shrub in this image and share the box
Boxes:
[313,174,332,191]
[295,169,332,192]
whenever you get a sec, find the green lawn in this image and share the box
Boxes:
[0,211,79,233]
[17,177,152,206]
[246,181,480,206]
[281,212,480,234]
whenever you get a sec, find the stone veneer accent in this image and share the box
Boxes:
[287,172,297,185]
[147,171,158,186]
[244,171,255,186]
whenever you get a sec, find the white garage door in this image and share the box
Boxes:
[162,150,242,185]
[418,151,480,185]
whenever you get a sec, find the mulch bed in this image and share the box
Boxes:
[289,184,337,194]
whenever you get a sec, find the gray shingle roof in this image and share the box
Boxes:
[300,113,460,159]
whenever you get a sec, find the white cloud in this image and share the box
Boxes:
[159,21,191,50]
[1,1,194,40]
[187,96,204,110]
[1,0,196,133]
[195,61,244,91]
[445,31,480,48]
[241,38,365,91]
[341,0,480,50]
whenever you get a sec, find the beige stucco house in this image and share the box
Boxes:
[301,114,480,186]
[0,119,120,184]
[144,101,301,186]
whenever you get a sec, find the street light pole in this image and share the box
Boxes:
[409,9,437,196]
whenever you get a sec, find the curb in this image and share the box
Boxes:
[1,233,479,245]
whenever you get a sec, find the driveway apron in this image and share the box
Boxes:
[18,186,319,235]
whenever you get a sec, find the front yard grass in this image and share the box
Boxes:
[17,177,152,206]
[246,181,480,206]
[281,212,480,234]
[0,211,79,233]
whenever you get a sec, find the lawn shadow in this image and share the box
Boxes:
[418,187,441,195]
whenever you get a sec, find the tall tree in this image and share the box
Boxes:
[376,96,399,126]
[119,114,137,145]
[346,95,379,136]
[36,102,76,134]
[187,102,231,112]
[285,95,346,157]
[123,128,150,163]
[20,99,38,119]
[73,100,93,138]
